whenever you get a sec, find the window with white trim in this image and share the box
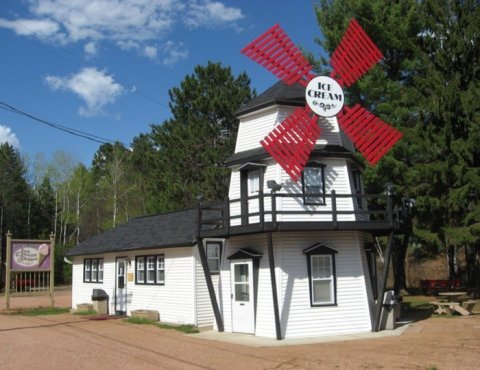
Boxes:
[136,256,145,283]
[248,170,260,194]
[206,242,222,274]
[136,255,164,285]
[83,258,103,283]
[303,243,337,306]
[310,255,334,304]
[302,163,326,205]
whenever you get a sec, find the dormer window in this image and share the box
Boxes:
[302,162,326,205]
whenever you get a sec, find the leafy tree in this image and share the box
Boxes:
[142,62,255,210]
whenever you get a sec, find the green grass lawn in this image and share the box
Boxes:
[10,307,70,316]
[125,316,199,334]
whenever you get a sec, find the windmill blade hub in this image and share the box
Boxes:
[305,76,344,117]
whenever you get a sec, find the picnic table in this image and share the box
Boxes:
[430,292,477,316]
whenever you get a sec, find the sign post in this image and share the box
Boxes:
[4,233,56,309]
[5,232,12,310]
[49,233,55,307]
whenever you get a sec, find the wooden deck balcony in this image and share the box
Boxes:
[197,190,412,238]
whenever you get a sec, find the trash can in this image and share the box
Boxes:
[91,289,109,315]
[380,290,397,330]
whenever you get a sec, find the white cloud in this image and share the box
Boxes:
[0,125,20,148]
[45,67,125,117]
[0,0,244,60]
[143,45,158,59]
[116,40,140,51]
[184,0,244,29]
[0,18,63,40]
[161,41,188,66]
[84,41,98,56]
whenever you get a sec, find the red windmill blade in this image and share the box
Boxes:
[241,18,402,182]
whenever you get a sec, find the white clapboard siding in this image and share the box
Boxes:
[72,254,116,312]
[278,232,372,338]
[220,234,280,338]
[218,231,373,338]
[279,158,356,222]
[194,243,221,328]
[235,107,278,153]
[72,247,196,325]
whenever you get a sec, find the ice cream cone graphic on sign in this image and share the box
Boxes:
[38,243,49,267]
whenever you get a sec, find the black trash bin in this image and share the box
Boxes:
[91,289,109,315]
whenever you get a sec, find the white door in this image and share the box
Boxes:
[231,259,255,333]
[248,170,260,223]
[115,258,127,314]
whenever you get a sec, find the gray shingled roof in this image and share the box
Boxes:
[235,81,304,117]
[65,208,197,256]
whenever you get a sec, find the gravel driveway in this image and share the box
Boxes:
[1,288,479,369]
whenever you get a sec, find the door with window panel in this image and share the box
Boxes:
[231,259,255,333]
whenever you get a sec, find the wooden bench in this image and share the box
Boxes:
[430,301,471,316]
[462,300,478,314]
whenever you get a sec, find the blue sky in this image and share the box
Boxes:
[0,0,323,167]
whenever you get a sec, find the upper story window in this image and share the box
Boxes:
[206,241,222,274]
[248,170,260,194]
[351,170,363,209]
[302,163,326,205]
[84,258,104,283]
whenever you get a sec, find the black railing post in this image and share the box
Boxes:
[271,192,277,229]
[224,196,230,235]
[387,194,393,226]
[259,190,265,231]
[331,190,337,228]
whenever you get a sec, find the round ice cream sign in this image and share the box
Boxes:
[305,76,344,117]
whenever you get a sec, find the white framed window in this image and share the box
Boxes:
[303,243,337,306]
[206,242,222,274]
[147,256,155,283]
[98,259,104,282]
[302,164,326,205]
[156,256,165,284]
[310,255,334,305]
[136,256,145,284]
[84,258,103,283]
[136,255,164,285]
[84,259,91,282]
[92,259,98,282]
[248,170,260,194]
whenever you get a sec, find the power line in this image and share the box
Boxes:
[0,100,128,146]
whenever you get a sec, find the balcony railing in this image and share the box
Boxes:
[197,190,411,237]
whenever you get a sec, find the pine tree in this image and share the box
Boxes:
[138,62,255,211]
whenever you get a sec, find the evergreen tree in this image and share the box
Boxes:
[314,0,480,289]
[142,62,255,210]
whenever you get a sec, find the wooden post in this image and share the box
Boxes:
[259,190,265,231]
[372,231,395,332]
[331,190,337,228]
[49,233,55,307]
[195,203,224,332]
[267,231,282,340]
[5,231,11,310]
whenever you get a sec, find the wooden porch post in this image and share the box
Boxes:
[267,231,282,340]
[196,204,224,332]
[372,230,395,332]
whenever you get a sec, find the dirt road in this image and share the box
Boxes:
[1,289,479,369]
